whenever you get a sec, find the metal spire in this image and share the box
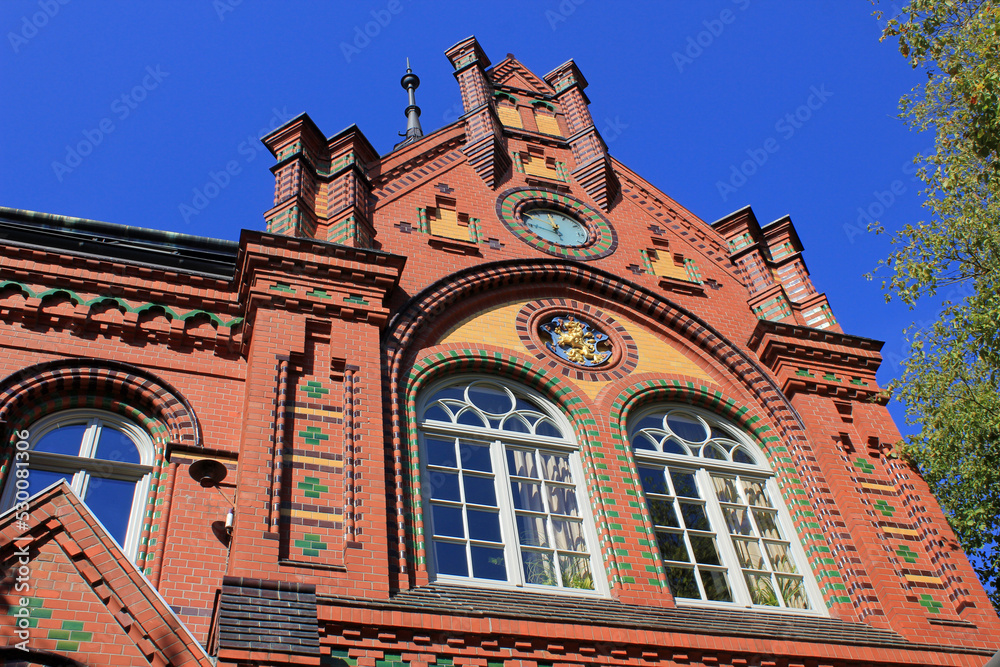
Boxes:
[397,58,424,147]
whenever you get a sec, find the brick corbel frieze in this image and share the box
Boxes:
[234,230,405,354]
[747,319,884,402]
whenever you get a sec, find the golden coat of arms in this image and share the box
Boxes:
[539,316,612,366]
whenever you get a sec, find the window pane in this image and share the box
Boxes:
[632,414,663,434]
[460,442,492,472]
[534,419,564,439]
[648,498,679,527]
[666,412,708,443]
[689,534,721,565]
[426,437,457,468]
[507,449,538,478]
[501,415,531,433]
[764,541,797,573]
[84,476,137,547]
[700,569,733,602]
[471,545,507,580]
[742,480,772,507]
[711,476,739,503]
[656,531,690,562]
[423,404,452,422]
[522,550,556,585]
[662,437,687,455]
[547,486,578,517]
[702,444,728,460]
[540,453,572,483]
[467,384,513,415]
[434,541,468,576]
[467,509,502,542]
[733,538,766,569]
[431,505,465,538]
[632,433,657,451]
[429,386,464,403]
[638,466,668,494]
[463,475,496,506]
[552,519,587,551]
[745,573,779,606]
[666,566,699,598]
[457,409,487,428]
[516,514,549,547]
[25,468,73,496]
[428,471,461,501]
[511,481,544,511]
[678,502,710,531]
[724,507,753,535]
[777,575,809,609]
[752,509,781,539]
[732,448,756,464]
[670,470,699,498]
[33,425,87,456]
[559,554,594,589]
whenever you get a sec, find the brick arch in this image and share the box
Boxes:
[383,259,860,608]
[0,357,200,447]
[400,343,627,589]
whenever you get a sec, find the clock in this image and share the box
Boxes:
[521,208,589,247]
[496,187,618,261]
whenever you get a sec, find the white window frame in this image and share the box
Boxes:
[1,409,154,560]
[629,403,825,614]
[417,376,607,596]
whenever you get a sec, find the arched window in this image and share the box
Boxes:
[2,410,154,559]
[418,378,603,593]
[630,405,819,610]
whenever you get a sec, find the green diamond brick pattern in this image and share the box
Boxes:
[918,594,943,614]
[301,380,330,399]
[853,457,876,474]
[298,476,329,499]
[294,533,328,557]
[299,425,328,445]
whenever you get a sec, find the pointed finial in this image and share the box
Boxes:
[396,57,423,148]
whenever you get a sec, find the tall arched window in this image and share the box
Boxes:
[2,410,154,559]
[630,404,820,610]
[418,378,603,593]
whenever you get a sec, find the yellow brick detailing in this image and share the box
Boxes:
[883,526,920,537]
[437,299,709,401]
[280,507,343,521]
[905,574,943,584]
[439,301,528,351]
[535,112,561,136]
[285,453,344,470]
[429,207,468,242]
[524,155,560,179]
[497,105,523,128]
[291,406,343,419]
[861,482,896,492]
[647,248,687,281]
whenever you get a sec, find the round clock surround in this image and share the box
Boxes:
[495,187,618,260]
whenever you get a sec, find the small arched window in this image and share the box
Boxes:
[2,410,154,559]
[418,378,603,593]
[630,405,819,610]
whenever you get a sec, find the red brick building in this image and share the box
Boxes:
[2,36,997,666]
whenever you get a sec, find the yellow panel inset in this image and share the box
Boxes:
[535,112,561,136]
[905,574,942,584]
[883,526,920,536]
[861,482,896,492]
[292,406,343,419]
[430,208,468,242]
[524,155,558,179]
[648,249,687,281]
[436,299,710,403]
[498,105,523,128]
[280,508,343,521]
[285,454,344,470]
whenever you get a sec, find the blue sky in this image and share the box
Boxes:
[1,0,936,434]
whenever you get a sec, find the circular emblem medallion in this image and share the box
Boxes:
[495,187,617,260]
[539,315,611,367]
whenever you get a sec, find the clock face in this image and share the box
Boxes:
[521,209,589,247]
